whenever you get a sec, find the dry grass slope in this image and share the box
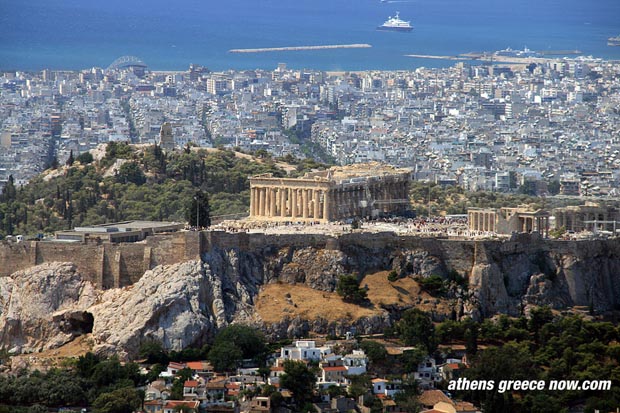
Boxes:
[256,271,456,323]
[256,282,379,323]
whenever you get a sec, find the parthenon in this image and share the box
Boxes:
[249,163,411,222]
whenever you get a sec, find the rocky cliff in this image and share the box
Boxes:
[2,234,620,358]
[0,263,97,353]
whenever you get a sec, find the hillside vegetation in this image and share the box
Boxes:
[0,143,593,239]
[0,143,327,238]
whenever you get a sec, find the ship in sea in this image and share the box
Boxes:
[608,35,620,46]
[377,12,413,32]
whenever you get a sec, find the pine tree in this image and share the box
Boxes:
[66,150,74,166]
[186,191,211,228]
[1,175,16,202]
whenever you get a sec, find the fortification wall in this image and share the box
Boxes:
[0,242,36,276]
[3,230,620,292]
[0,231,197,288]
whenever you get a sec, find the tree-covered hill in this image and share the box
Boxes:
[0,143,325,238]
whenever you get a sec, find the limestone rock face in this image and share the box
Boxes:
[202,248,265,326]
[90,260,216,359]
[469,262,513,317]
[5,236,620,358]
[277,247,346,291]
[0,262,96,353]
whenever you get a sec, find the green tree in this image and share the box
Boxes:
[76,352,101,378]
[139,340,170,365]
[395,308,437,353]
[186,190,211,228]
[116,161,146,185]
[170,369,193,400]
[360,340,387,364]
[518,180,538,196]
[464,341,536,411]
[67,150,75,166]
[212,324,267,362]
[1,175,16,202]
[208,341,243,371]
[104,141,132,161]
[347,374,371,398]
[417,275,445,295]
[280,360,317,407]
[388,270,399,282]
[529,306,554,337]
[394,376,421,413]
[401,347,427,373]
[92,387,142,413]
[77,152,94,165]
[547,180,560,195]
[336,274,367,304]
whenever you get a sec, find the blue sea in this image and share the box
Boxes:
[1,0,619,71]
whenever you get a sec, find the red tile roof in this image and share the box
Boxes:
[164,400,200,409]
[323,366,347,372]
[186,360,213,371]
[184,380,199,387]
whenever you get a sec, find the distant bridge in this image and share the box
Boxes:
[106,56,148,72]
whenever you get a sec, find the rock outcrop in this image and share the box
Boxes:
[90,260,215,358]
[0,262,96,353]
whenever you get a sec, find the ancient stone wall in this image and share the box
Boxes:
[0,241,36,275]
[0,231,196,288]
[4,231,620,297]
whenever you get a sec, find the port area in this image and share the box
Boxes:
[229,44,372,53]
[405,50,583,65]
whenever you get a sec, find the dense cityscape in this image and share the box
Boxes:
[3,54,620,413]
[2,56,620,197]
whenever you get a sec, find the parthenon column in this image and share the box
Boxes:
[270,188,277,217]
[280,188,287,217]
[302,189,309,219]
[323,190,330,221]
[258,188,265,216]
[250,188,256,216]
[313,190,320,219]
[291,189,298,219]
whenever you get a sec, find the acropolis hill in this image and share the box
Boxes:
[2,226,620,356]
[1,227,619,311]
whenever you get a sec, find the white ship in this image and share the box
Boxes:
[377,12,413,32]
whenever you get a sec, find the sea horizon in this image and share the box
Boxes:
[1,0,620,72]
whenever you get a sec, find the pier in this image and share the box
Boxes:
[229,44,372,53]
[406,50,584,65]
